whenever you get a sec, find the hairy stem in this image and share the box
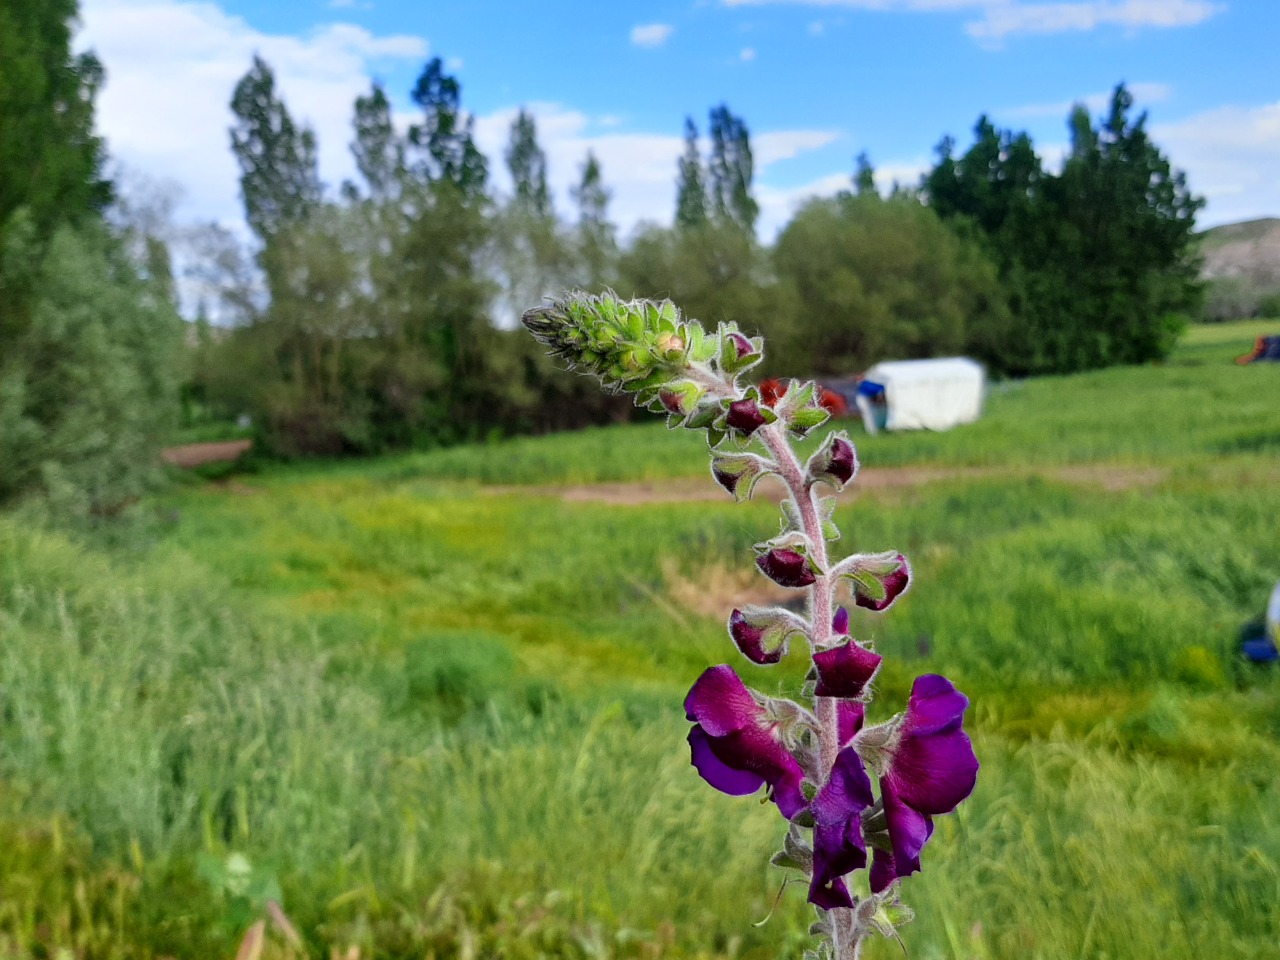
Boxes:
[758,422,860,960]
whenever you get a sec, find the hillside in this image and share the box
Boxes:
[1201,217,1280,281]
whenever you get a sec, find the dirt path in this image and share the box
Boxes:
[483,463,1167,505]
[161,439,252,468]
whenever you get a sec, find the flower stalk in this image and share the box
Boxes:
[523,291,977,960]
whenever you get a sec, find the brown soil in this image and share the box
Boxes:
[162,439,252,468]
[484,463,1167,506]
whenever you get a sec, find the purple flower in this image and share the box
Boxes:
[870,674,978,891]
[726,398,768,436]
[808,747,873,909]
[684,665,806,819]
[813,642,883,700]
[833,606,850,636]
[756,548,817,588]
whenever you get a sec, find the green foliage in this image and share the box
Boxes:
[771,192,1009,375]
[0,0,110,244]
[570,150,617,288]
[925,85,1202,375]
[0,217,183,514]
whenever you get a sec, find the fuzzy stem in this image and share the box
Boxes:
[758,422,860,960]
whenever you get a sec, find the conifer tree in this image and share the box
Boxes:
[707,104,758,233]
[853,152,877,196]
[675,117,708,230]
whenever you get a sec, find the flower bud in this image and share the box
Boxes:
[729,606,807,664]
[710,452,771,502]
[813,640,883,699]
[756,548,818,588]
[718,328,765,376]
[806,431,859,490]
[834,551,911,612]
[726,397,769,436]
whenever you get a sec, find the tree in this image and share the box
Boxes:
[924,85,1201,374]
[675,117,708,230]
[853,152,877,197]
[707,104,758,233]
[229,55,321,246]
[408,57,487,199]
[506,108,551,219]
[571,150,616,287]
[0,0,110,244]
[351,82,405,203]
[771,193,1009,376]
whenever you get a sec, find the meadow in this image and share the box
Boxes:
[1,320,1278,959]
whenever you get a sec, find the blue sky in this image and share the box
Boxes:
[79,0,1279,240]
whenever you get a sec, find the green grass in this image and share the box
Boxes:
[2,320,1279,958]
[378,319,1280,485]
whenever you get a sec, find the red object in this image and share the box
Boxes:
[758,378,849,417]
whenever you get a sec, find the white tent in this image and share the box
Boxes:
[855,357,985,434]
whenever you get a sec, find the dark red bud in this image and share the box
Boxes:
[756,548,816,588]
[727,398,768,436]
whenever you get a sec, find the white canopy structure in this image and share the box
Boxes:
[855,357,985,434]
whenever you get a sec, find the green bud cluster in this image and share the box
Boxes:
[522,290,691,395]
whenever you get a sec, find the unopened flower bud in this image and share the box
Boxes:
[756,548,818,588]
[656,331,686,360]
[834,551,911,612]
[727,397,769,436]
[729,606,807,664]
[806,432,859,490]
[710,452,771,501]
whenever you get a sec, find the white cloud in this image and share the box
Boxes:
[723,0,1223,44]
[740,46,757,60]
[966,0,1223,44]
[78,0,428,231]
[1154,100,1280,228]
[630,23,675,47]
[1001,81,1172,119]
[754,129,842,166]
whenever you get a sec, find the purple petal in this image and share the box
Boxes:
[807,750,872,908]
[726,398,767,436]
[688,725,765,796]
[903,674,969,737]
[869,849,898,894]
[837,701,865,747]
[728,609,785,665]
[808,871,854,910]
[811,748,874,828]
[880,777,935,882]
[832,606,850,636]
[813,641,883,699]
[885,675,977,815]
[683,665,760,736]
[706,727,806,818]
[756,549,816,588]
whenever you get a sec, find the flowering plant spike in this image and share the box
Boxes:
[523,291,977,960]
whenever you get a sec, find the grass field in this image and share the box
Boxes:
[2,320,1278,959]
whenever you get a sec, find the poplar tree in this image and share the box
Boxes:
[707,104,758,233]
[351,82,406,203]
[229,55,321,245]
[675,117,708,230]
[853,152,877,196]
[506,108,551,219]
[571,150,616,286]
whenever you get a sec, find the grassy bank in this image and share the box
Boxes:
[2,320,1278,958]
